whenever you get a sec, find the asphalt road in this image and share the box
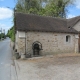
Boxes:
[0,38,14,80]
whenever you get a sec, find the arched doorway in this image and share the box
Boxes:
[32,41,42,56]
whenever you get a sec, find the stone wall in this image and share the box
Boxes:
[18,38,25,54]
[15,31,79,55]
[15,31,25,55]
[26,31,78,55]
[15,32,18,51]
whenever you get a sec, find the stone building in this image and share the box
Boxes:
[15,13,80,57]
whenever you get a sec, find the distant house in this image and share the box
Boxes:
[15,13,80,57]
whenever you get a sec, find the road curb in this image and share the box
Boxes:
[11,65,17,80]
[10,40,19,80]
[14,60,20,80]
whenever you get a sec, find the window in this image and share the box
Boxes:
[66,35,71,43]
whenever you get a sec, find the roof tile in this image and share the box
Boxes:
[15,13,78,34]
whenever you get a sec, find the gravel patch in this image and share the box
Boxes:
[16,56,80,80]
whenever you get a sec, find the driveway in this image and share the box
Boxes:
[15,55,80,80]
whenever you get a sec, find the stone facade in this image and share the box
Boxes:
[15,31,26,55]
[15,31,79,56]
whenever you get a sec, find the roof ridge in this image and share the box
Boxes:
[67,16,80,20]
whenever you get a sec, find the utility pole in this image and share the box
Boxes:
[0,28,1,40]
[13,7,16,49]
[3,29,5,38]
[3,29,5,35]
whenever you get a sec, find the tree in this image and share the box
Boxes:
[15,0,41,14]
[7,27,15,42]
[44,0,73,18]
[0,32,6,40]
[15,0,74,18]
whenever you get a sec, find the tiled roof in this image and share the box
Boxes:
[67,16,80,28]
[15,13,78,34]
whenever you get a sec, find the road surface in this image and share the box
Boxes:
[0,38,15,80]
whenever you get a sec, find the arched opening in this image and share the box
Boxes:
[32,41,42,56]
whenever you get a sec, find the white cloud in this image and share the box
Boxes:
[0,7,13,20]
[0,23,11,34]
[67,14,75,19]
[75,0,80,9]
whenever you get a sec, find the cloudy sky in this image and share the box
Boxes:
[0,0,15,34]
[67,0,80,18]
[0,0,80,34]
